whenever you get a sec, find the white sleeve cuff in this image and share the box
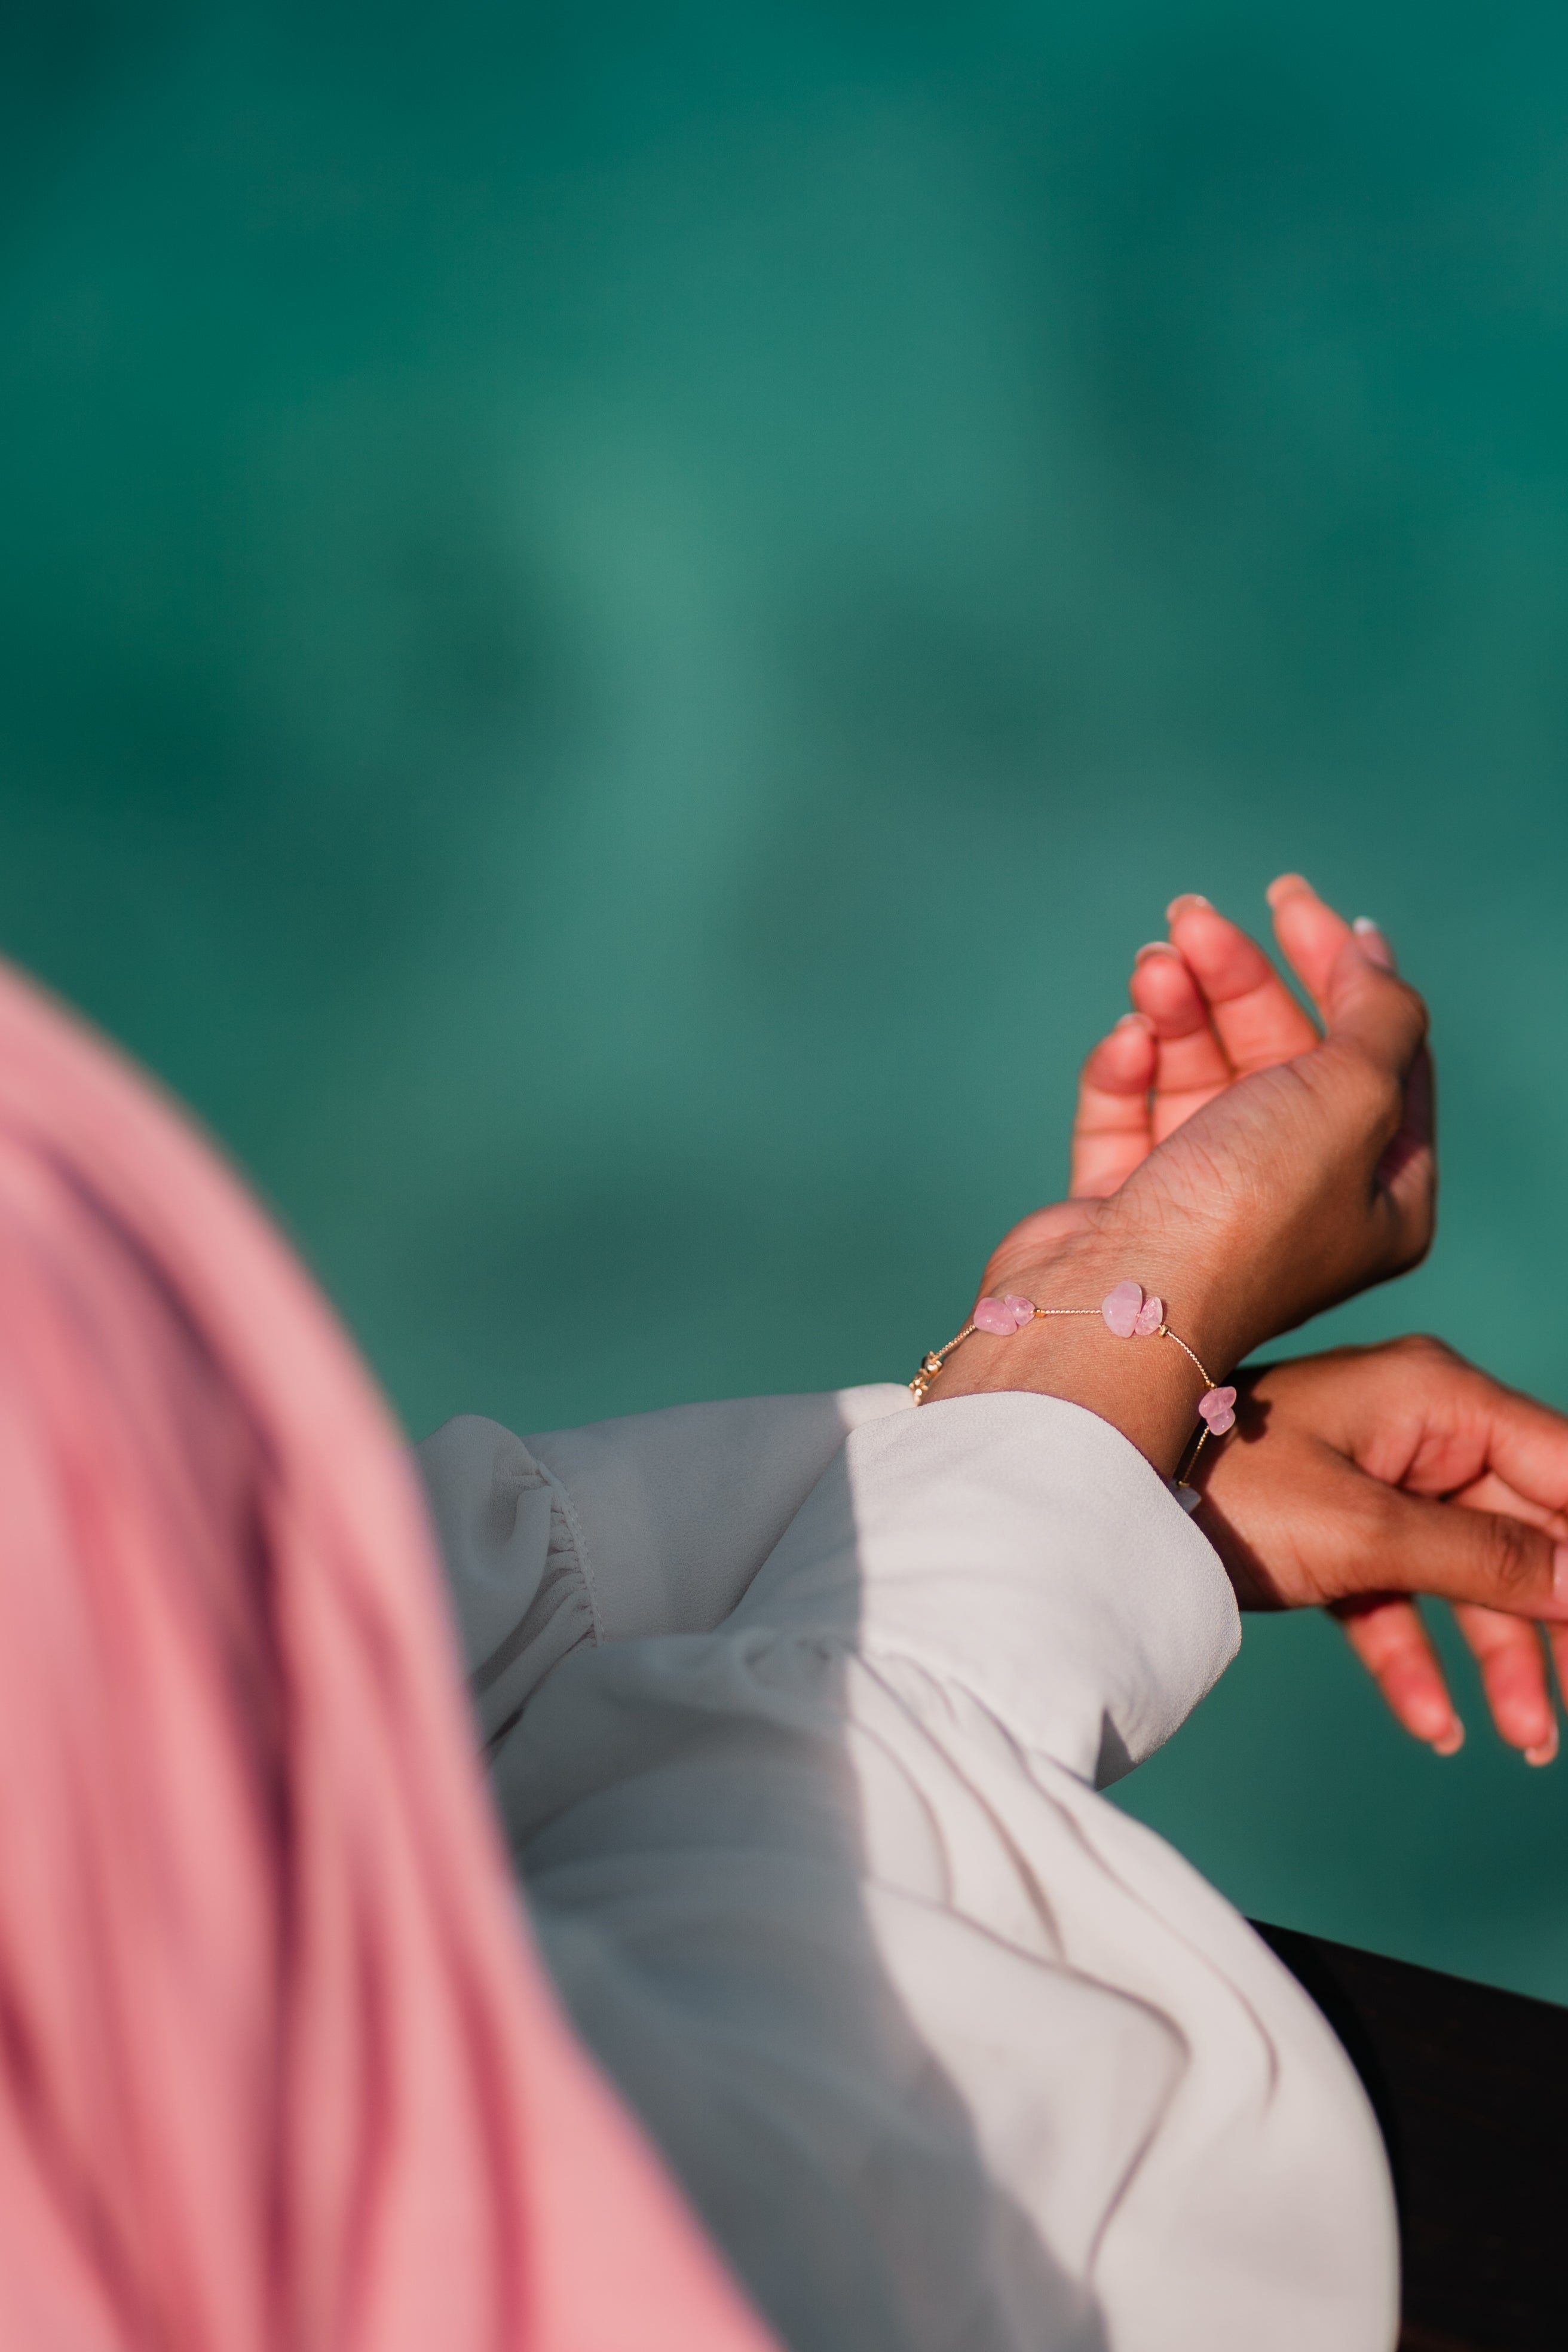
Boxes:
[733,1389,1240,1784]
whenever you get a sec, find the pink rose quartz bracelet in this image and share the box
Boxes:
[908,1280,1237,1510]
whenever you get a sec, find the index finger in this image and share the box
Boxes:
[1353,1481,1568,1624]
[1126,945,1234,1140]
[1163,893,1321,1074]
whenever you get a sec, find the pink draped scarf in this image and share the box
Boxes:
[0,962,776,2352]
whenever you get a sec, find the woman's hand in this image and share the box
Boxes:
[1056,878,1561,1760]
[929,879,1436,1475]
[1196,1341,1568,1766]
[1070,875,1363,1195]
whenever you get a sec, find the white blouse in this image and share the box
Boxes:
[417,1385,1398,2352]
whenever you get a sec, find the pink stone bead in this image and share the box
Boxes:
[1198,1385,1238,1435]
[973,1296,1018,1336]
[1134,1294,1163,1336]
[1101,1280,1144,1337]
[1003,1294,1036,1328]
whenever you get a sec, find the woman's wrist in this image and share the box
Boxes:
[923,1229,1243,1477]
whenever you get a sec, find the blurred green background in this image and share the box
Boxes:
[6,0,1568,1994]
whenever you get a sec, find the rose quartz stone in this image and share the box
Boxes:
[1101,1280,1144,1337]
[1198,1385,1238,1434]
[973,1296,1018,1335]
[1134,1294,1163,1336]
[1003,1294,1036,1327]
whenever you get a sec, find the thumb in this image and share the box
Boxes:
[1266,872,1352,1013]
[1355,1484,1568,1623]
[1319,930,1429,1088]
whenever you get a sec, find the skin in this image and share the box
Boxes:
[927,887,1438,1465]
[928,875,1567,1762]
[1082,878,1567,1763]
[1208,1343,1568,1765]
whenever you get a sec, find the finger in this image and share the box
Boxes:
[1126,944,1234,1140]
[1335,1340,1568,1528]
[1452,1602,1558,1762]
[1333,1592,1464,1751]
[1334,1481,1568,1625]
[1163,892,1321,1073]
[1265,874,1356,1013]
[1318,930,1429,1085]
[1313,932,1434,1250]
[1441,1388,1568,1530]
[1450,1470,1568,1542]
[1263,878,1435,1267]
[1070,1013,1157,1197]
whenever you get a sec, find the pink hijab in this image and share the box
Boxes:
[0,963,775,2352]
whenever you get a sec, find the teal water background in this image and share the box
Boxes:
[6,2,1568,1993]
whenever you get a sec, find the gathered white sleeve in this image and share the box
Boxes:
[419,1389,1398,2352]
[414,1383,912,1741]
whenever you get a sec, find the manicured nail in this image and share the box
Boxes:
[1525,1722,1560,1767]
[1266,872,1312,909]
[1165,893,1211,922]
[1352,917,1396,972]
[1134,941,1183,963]
[1431,1720,1465,1757]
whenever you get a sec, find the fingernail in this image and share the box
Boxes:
[1165,893,1211,921]
[1114,1010,1153,1031]
[1134,941,1183,963]
[1552,1542,1568,1608]
[1526,1722,1560,1767]
[1266,872,1312,909]
[1352,917,1396,972]
[1431,1720,1465,1757]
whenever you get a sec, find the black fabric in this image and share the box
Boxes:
[1254,1921,1568,2352]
